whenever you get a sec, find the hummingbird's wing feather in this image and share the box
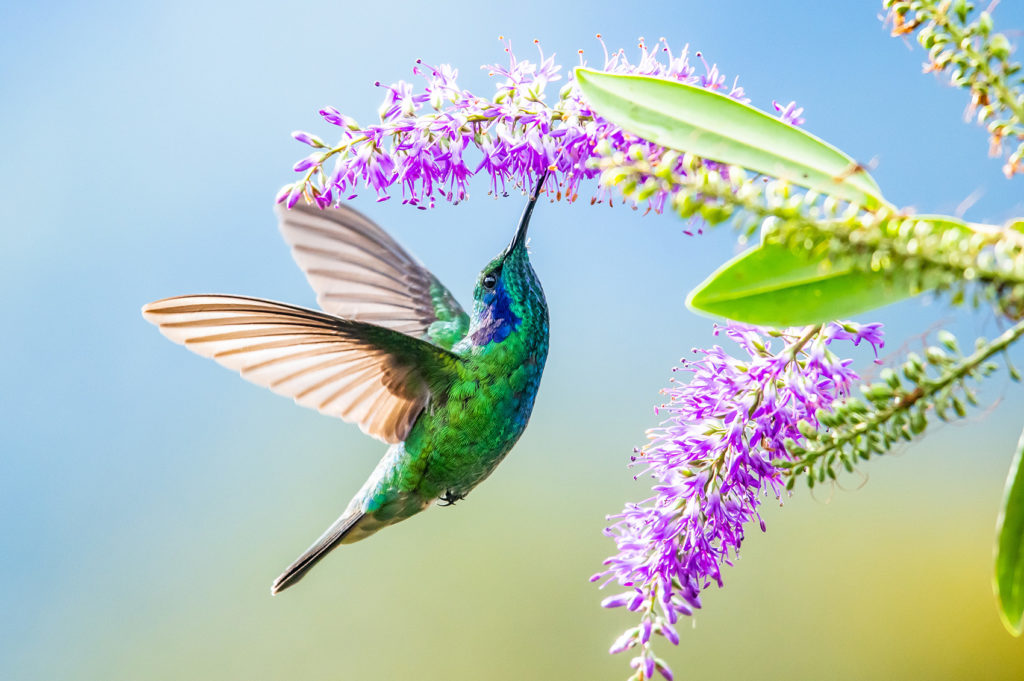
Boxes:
[276,202,469,349]
[142,294,459,444]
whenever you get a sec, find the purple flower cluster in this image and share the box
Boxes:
[593,321,884,681]
[280,37,796,212]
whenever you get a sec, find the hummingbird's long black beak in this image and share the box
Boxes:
[504,173,548,257]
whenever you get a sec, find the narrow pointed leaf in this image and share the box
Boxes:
[686,243,918,326]
[995,425,1024,636]
[574,68,888,209]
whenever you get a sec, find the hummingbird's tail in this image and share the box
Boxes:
[271,509,365,595]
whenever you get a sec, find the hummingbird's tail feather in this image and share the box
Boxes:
[271,509,365,595]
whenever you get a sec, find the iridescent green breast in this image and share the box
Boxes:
[409,308,548,501]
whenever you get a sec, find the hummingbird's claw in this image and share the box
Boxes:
[439,490,464,506]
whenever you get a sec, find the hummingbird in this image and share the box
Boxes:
[142,180,549,594]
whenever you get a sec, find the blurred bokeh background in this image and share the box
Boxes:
[4,1,1024,679]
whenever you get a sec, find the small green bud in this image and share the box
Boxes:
[909,409,927,435]
[903,353,926,381]
[937,330,959,352]
[880,368,900,389]
[701,204,733,225]
[952,0,969,24]
[815,408,836,427]
[674,193,702,219]
[1008,362,1022,382]
[655,151,680,179]
[952,396,967,417]
[845,397,868,414]
[869,433,885,454]
[634,179,660,202]
[989,33,1012,60]
[862,383,894,404]
[920,27,937,49]
[977,11,993,36]
[797,420,819,440]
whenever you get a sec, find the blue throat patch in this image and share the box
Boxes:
[471,278,521,345]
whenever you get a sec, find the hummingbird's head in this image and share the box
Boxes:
[468,178,548,347]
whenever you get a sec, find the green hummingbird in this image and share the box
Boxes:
[142,181,549,594]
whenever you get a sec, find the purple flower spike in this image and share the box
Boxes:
[283,38,801,212]
[596,321,884,680]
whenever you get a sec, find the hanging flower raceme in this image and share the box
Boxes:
[279,37,800,211]
[593,321,884,681]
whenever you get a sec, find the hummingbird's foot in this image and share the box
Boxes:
[439,490,464,506]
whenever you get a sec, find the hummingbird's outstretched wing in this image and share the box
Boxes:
[142,295,459,443]
[276,202,469,350]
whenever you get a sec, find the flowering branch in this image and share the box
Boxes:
[785,320,1024,485]
[883,0,1024,177]
[278,37,798,213]
[593,322,884,681]
[595,148,1024,318]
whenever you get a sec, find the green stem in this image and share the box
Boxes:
[602,156,1024,292]
[930,8,1024,127]
[787,324,822,362]
[796,316,1024,475]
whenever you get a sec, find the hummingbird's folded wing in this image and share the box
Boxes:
[142,295,459,444]
[276,202,469,350]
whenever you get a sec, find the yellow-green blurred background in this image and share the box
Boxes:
[4,1,1024,679]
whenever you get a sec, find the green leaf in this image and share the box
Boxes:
[995,425,1024,636]
[686,242,917,326]
[574,68,889,209]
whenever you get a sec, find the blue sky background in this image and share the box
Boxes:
[3,1,1024,679]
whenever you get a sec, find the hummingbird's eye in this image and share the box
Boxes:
[482,273,497,290]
